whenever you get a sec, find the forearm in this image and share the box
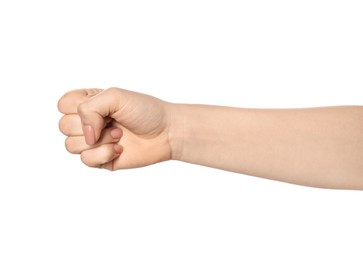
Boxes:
[168,104,363,189]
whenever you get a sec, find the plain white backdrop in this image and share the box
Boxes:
[0,0,362,259]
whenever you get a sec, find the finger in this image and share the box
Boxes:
[59,114,114,137]
[58,88,103,114]
[59,114,83,136]
[65,128,123,154]
[80,143,123,169]
[77,87,123,145]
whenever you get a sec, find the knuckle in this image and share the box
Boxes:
[105,87,122,99]
[57,97,65,113]
[57,91,74,113]
[58,90,81,114]
[59,116,69,135]
[80,152,92,167]
[106,87,119,93]
[79,145,116,168]
[65,137,77,154]
[99,150,114,165]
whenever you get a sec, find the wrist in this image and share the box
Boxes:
[165,102,186,161]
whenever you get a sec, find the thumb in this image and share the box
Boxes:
[77,88,121,145]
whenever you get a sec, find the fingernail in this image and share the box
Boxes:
[110,128,122,139]
[84,125,96,145]
[114,144,123,154]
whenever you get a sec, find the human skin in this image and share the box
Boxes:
[58,88,363,190]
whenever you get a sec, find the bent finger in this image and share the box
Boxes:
[80,143,123,169]
[59,114,83,136]
[58,88,103,114]
[59,114,114,137]
[65,128,123,154]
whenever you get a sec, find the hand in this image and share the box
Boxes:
[58,87,174,170]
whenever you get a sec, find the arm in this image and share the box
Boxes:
[168,104,363,189]
[58,88,363,190]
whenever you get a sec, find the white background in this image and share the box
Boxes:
[0,0,362,259]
